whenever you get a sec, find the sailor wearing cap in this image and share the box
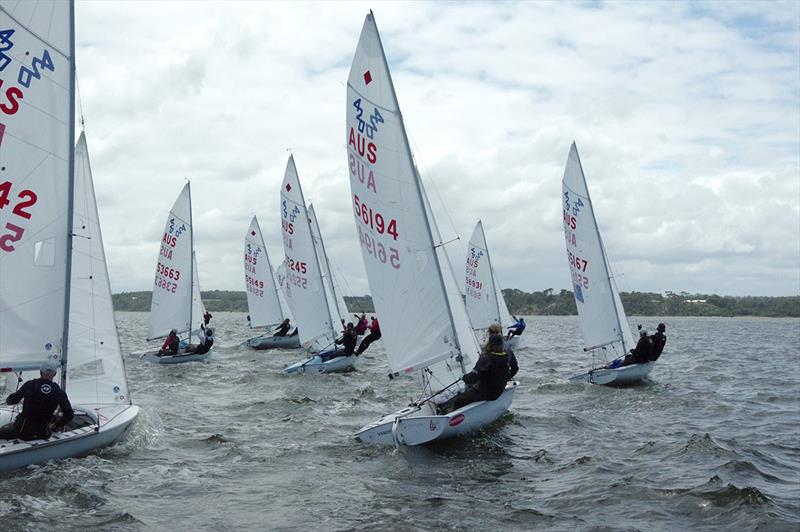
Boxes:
[0,359,74,441]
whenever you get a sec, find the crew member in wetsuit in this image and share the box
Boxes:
[355,317,381,355]
[0,360,74,441]
[188,328,214,355]
[649,323,667,361]
[159,329,179,356]
[203,311,213,326]
[621,328,652,366]
[506,316,526,340]
[273,319,291,337]
[452,332,518,410]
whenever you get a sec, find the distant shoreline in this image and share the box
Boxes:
[113,289,800,318]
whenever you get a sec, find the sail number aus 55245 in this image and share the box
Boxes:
[0,180,38,252]
[353,194,398,240]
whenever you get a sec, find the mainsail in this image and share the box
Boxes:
[0,1,75,373]
[68,133,130,408]
[244,215,285,328]
[148,183,194,339]
[280,156,338,350]
[465,220,514,332]
[346,13,478,392]
[562,143,634,353]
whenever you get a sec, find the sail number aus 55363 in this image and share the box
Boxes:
[353,194,398,240]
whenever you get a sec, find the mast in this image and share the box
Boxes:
[370,15,465,373]
[572,144,626,352]
[60,0,77,390]
[187,181,194,339]
[480,220,503,324]
[310,204,343,326]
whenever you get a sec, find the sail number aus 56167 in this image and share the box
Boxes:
[0,180,38,252]
[567,251,588,272]
[353,194,398,240]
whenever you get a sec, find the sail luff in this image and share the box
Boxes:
[60,0,77,390]
[187,182,194,339]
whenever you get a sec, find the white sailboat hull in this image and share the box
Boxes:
[355,381,517,447]
[284,354,357,374]
[141,349,211,364]
[246,335,301,350]
[569,361,655,386]
[0,405,139,473]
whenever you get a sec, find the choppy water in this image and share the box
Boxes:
[1,314,798,531]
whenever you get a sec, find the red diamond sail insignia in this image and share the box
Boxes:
[250,231,256,236]
[364,70,372,85]
[285,183,292,192]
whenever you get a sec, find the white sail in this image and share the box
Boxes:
[562,143,634,353]
[308,204,347,326]
[346,14,477,388]
[0,1,74,370]
[147,183,193,340]
[280,156,337,350]
[466,220,514,332]
[244,215,285,328]
[190,251,205,336]
[67,133,130,407]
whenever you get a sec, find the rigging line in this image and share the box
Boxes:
[75,69,85,130]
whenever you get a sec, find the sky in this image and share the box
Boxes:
[71,0,800,297]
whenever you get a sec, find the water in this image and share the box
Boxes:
[1,314,798,531]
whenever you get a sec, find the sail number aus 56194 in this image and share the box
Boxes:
[0,180,38,252]
[357,225,399,269]
[353,194,398,240]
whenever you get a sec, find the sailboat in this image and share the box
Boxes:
[562,143,654,385]
[0,0,139,468]
[347,13,516,446]
[142,183,211,364]
[279,156,355,374]
[465,220,519,349]
[244,215,300,349]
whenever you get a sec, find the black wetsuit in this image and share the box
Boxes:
[649,331,666,361]
[335,330,358,356]
[193,336,214,355]
[0,378,74,441]
[273,323,291,337]
[356,323,381,355]
[622,335,652,366]
[453,347,518,409]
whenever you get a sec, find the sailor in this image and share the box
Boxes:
[203,311,213,326]
[323,322,357,361]
[621,328,652,366]
[0,360,74,441]
[506,316,526,340]
[189,328,214,355]
[354,314,369,336]
[649,323,667,361]
[159,329,179,356]
[273,318,291,337]
[355,317,381,355]
[451,332,518,410]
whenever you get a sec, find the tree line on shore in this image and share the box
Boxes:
[112,289,799,318]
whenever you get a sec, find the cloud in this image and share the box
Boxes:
[70,0,799,297]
